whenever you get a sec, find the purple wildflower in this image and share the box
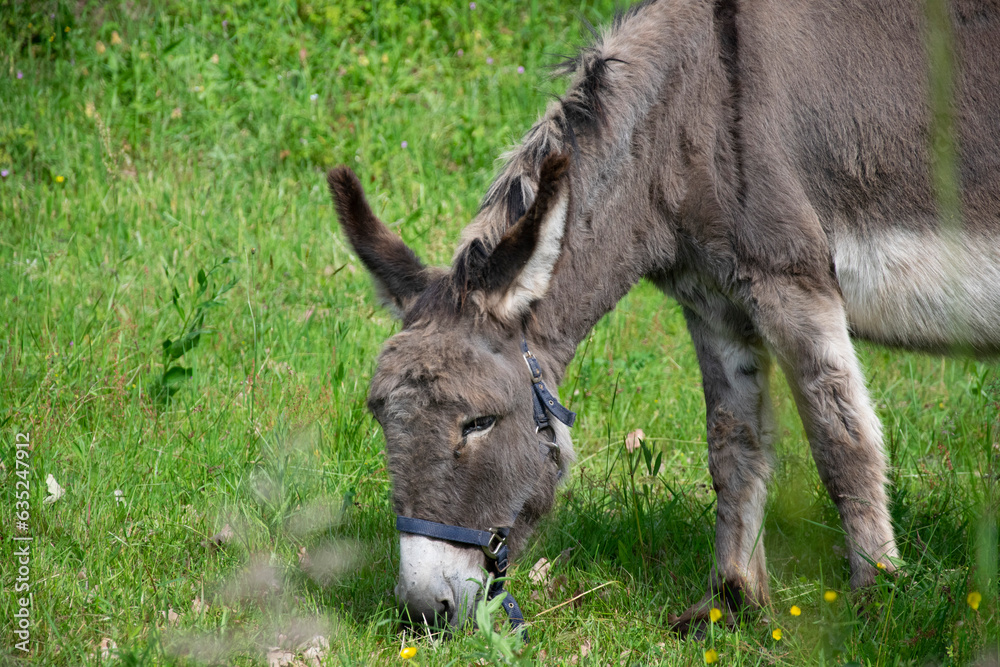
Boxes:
[486,57,493,65]
[470,2,476,8]
[401,141,408,149]
[222,19,229,28]
[1,169,8,178]
[517,65,524,74]
[17,71,23,79]
[456,49,464,57]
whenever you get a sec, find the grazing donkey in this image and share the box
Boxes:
[328,0,1000,634]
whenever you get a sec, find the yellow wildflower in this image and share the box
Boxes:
[65,26,70,32]
[790,605,801,616]
[358,54,370,66]
[96,40,106,54]
[876,562,886,570]
[772,628,783,641]
[823,590,837,603]
[49,34,54,42]
[399,646,417,659]
[111,31,122,45]
[704,648,718,664]
[709,608,722,623]
[968,592,982,610]
[55,175,65,183]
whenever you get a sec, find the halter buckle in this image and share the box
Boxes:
[482,529,507,560]
[521,348,544,383]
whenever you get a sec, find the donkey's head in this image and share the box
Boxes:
[328,153,575,628]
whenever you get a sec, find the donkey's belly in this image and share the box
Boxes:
[831,227,1000,354]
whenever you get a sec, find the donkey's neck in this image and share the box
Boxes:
[475,0,727,380]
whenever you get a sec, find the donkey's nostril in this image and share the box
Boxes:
[437,596,451,617]
[399,591,455,629]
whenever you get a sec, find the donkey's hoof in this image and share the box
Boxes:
[667,612,708,640]
[668,596,738,638]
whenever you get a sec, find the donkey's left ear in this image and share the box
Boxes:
[468,152,571,321]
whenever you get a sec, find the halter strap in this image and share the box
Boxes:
[521,338,576,430]
[395,516,510,568]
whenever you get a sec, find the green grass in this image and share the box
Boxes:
[1,1,998,664]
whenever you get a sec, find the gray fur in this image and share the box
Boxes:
[329,0,1000,631]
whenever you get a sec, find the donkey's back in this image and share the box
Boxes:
[737,0,1000,352]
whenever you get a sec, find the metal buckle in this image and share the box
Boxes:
[537,425,556,445]
[522,350,543,384]
[482,529,506,560]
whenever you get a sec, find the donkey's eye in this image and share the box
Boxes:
[462,416,497,437]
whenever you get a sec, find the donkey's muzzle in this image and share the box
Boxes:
[396,533,484,629]
[396,587,456,631]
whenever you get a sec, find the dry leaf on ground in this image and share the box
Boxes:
[44,473,65,504]
[99,638,117,661]
[162,608,179,627]
[266,647,295,667]
[202,523,234,549]
[528,557,551,585]
[298,635,330,667]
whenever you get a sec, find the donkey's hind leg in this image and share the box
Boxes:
[752,276,898,590]
[670,306,776,635]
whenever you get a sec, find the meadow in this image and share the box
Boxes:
[1,1,997,664]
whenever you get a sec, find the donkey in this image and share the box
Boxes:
[328,0,1000,634]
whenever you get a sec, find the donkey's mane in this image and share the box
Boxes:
[454,0,664,263]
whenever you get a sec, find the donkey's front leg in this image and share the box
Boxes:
[670,308,776,635]
[753,277,898,589]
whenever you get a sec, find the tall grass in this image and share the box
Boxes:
[1,1,997,664]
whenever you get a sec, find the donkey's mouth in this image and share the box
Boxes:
[396,599,462,635]
[394,573,486,635]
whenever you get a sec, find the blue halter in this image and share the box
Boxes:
[520,338,576,432]
[395,337,576,641]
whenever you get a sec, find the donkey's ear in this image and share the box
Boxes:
[328,167,431,316]
[472,152,571,321]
